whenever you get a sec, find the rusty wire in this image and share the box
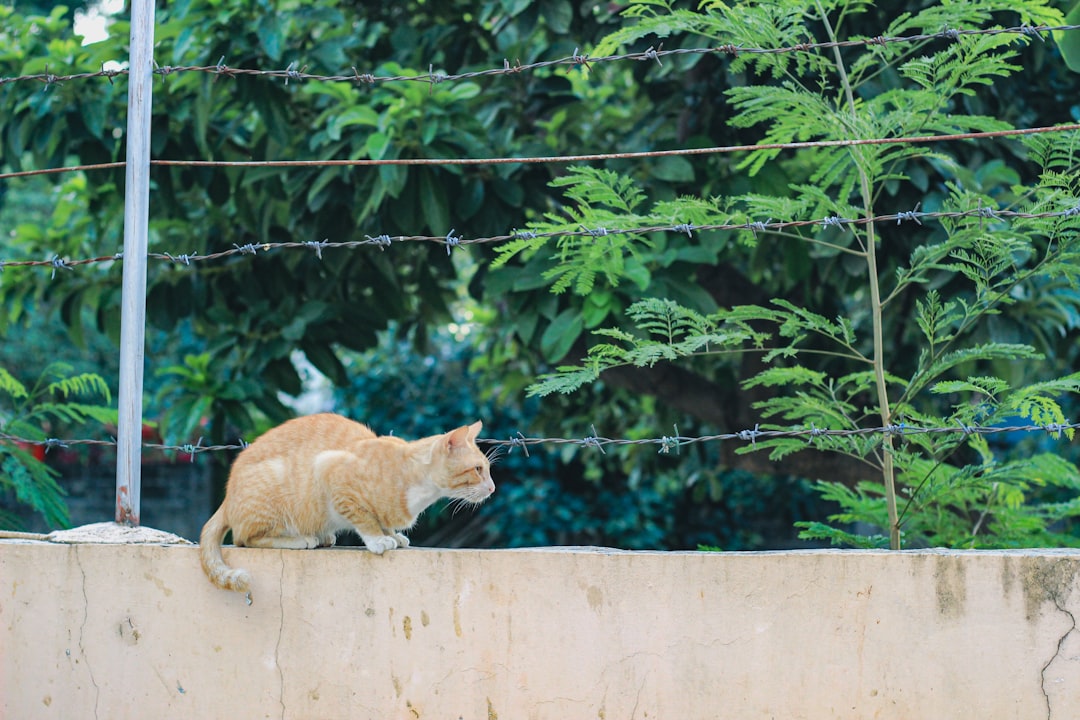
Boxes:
[2,122,1079,183]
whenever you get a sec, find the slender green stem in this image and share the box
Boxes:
[766,226,866,256]
[800,234,867,257]
[970,482,998,546]
[866,196,900,549]
[817,0,900,549]
[896,440,966,526]
[743,346,870,363]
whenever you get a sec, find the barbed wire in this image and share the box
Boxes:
[1,422,1076,460]
[2,23,1078,91]
[4,122,1080,182]
[3,201,1077,273]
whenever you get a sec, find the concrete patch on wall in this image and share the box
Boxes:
[2,541,1079,719]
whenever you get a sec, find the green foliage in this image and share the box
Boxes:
[0,363,116,529]
[1,0,616,440]
[800,451,1080,548]
[530,298,764,395]
[494,167,652,295]
[513,0,1080,548]
[4,0,1080,550]
[153,353,237,447]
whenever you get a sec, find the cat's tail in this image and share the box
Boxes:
[199,506,252,594]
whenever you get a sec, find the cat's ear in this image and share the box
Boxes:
[446,424,472,451]
[446,421,482,451]
[467,420,482,440]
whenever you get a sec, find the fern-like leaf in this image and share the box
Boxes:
[0,367,28,400]
[0,449,70,529]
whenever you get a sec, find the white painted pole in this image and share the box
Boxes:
[115,0,156,526]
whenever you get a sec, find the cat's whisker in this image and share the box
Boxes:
[485,445,506,464]
[447,488,488,516]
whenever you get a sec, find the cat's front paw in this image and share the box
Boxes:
[392,532,410,548]
[362,535,399,554]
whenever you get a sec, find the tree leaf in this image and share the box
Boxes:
[540,0,573,33]
[1053,1,1080,73]
[328,106,380,142]
[419,171,450,234]
[540,309,583,363]
[652,155,695,183]
[256,14,283,62]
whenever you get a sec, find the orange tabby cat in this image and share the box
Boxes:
[200,413,495,596]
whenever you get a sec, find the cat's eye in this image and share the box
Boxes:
[474,465,483,474]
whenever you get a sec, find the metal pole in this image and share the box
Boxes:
[115,0,155,526]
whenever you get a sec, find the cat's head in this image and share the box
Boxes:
[434,420,496,503]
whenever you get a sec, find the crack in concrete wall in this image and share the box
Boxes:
[276,555,286,720]
[1041,597,1078,720]
[74,546,101,720]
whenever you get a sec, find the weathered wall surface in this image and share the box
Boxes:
[2,542,1078,719]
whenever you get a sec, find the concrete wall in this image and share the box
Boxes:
[2,542,1078,719]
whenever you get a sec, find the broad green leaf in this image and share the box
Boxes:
[652,155,696,183]
[329,106,381,142]
[540,0,573,33]
[1054,1,1080,73]
[256,14,283,62]
[419,172,450,235]
[365,131,391,160]
[302,343,348,387]
[540,309,583,363]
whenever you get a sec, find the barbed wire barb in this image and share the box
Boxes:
[658,424,682,455]
[746,219,772,236]
[821,215,851,231]
[641,44,664,67]
[50,255,72,279]
[896,202,923,225]
[507,432,530,458]
[1020,24,1046,42]
[43,438,69,453]
[443,229,461,255]
[581,425,606,454]
[283,61,307,86]
[179,437,203,462]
